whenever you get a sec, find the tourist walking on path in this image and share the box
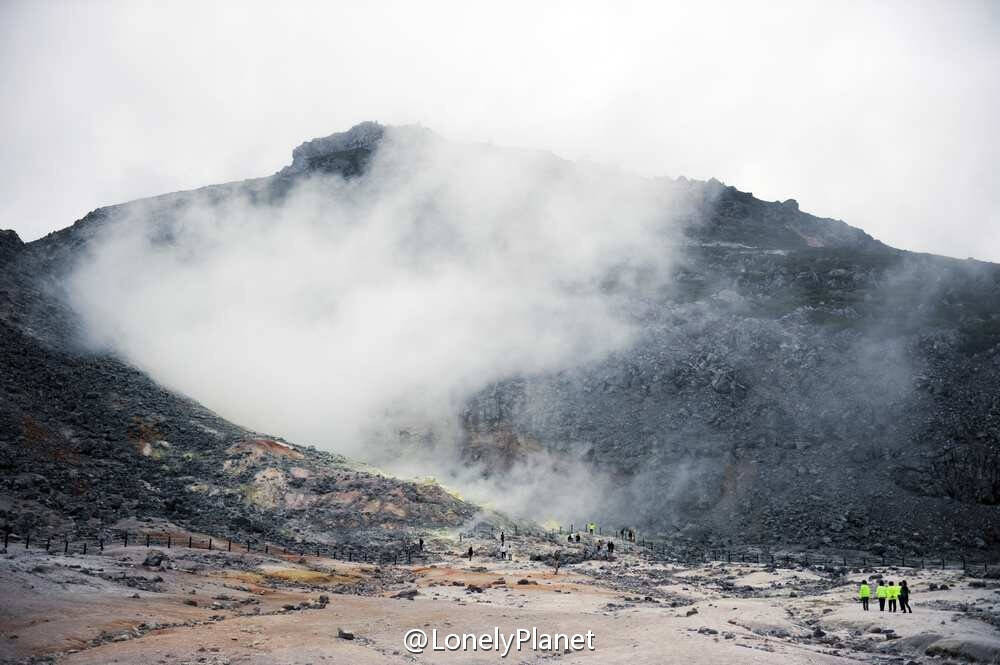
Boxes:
[899,580,912,613]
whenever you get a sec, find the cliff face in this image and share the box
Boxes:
[3,123,998,556]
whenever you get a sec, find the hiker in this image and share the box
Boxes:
[567,534,573,543]
[467,545,473,561]
[500,544,508,560]
[876,579,888,611]
[899,580,912,613]
[553,550,561,575]
[887,581,898,612]
[500,531,505,546]
[628,529,634,542]
[607,540,615,557]
[575,533,581,543]
[858,579,871,611]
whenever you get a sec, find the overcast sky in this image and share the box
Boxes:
[2,0,998,260]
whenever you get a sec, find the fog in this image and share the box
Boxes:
[65,126,687,520]
[2,1,999,261]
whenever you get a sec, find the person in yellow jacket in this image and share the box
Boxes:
[858,579,871,611]
[876,580,888,611]
[887,581,899,612]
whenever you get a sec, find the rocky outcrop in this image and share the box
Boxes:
[280,121,386,176]
[0,229,22,258]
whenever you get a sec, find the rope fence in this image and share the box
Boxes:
[0,528,429,566]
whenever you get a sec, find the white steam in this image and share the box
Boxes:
[66,127,684,519]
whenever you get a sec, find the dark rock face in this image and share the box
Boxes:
[0,229,22,258]
[0,298,475,544]
[281,121,385,176]
[458,198,1000,553]
[0,181,478,546]
[3,122,999,556]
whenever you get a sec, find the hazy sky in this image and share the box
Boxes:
[2,0,998,260]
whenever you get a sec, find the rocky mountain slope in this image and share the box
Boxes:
[3,122,998,558]
[0,218,478,547]
[456,186,1000,555]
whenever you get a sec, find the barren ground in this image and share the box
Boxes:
[2,535,999,665]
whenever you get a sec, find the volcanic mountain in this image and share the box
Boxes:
[2,122,999,557]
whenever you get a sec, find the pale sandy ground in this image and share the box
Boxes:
[1,542,998,665]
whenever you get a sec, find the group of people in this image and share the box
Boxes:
[582,523,636,543]
[495,530,511,560]
[464,530,514,561]
[858,579,913,613]
[565,532,616,558]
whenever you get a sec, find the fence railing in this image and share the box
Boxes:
[1,529,430,566]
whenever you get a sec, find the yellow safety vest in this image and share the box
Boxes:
[876,586,888,598]
[859,584,871,598]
